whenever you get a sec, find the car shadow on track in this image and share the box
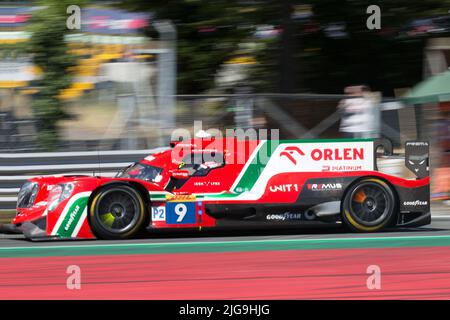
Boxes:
[135,226,449,239]
[4,224,449,244]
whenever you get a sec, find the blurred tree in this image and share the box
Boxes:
[249,0,450,94]
[244,0,298,93]
[294,0,450,95]
[26,0,83,150]
[121,0,450,95]
[120,0,251,94]
[279,0,298,93]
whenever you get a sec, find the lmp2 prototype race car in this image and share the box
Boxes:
[10,137,430,240]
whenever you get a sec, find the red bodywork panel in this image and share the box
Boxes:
[12,138,430,239]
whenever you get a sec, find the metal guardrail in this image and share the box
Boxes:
[0,147,167,210]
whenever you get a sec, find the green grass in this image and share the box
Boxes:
[0,211,15,224]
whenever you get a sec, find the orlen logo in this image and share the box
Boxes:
[279,146,305,165]
[311,148,364,161]
[280,146,365,165]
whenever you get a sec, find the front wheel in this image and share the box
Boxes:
[342,178,396,232]
[89,185,146,239]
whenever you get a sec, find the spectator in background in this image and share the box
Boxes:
[432,109,450,203]
[338,85,380,139]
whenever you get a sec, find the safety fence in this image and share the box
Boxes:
[0,93,421,152]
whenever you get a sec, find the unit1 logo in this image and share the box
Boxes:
[279,146,305,165]
[269,184,299,192]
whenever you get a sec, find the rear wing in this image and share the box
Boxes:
[374,139,429,179]
[405,141,430,179]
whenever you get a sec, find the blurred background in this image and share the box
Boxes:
[0,0,448,214]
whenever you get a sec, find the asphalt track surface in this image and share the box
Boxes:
[0,210,449,299]
[2,213,450,247]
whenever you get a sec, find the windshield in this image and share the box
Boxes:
[117,163,163,183]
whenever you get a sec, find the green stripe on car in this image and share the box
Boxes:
[56,196,89,237]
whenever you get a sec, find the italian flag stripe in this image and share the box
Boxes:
[52,193,91,237]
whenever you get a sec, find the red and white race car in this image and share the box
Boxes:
[10,138,430,240]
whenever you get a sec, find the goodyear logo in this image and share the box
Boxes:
[64,205,80,231]
[403,200,428,206]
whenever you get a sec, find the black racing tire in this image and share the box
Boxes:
[342,178,396,232]
[89,184,147,240]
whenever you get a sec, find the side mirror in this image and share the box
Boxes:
[169,169,190,179]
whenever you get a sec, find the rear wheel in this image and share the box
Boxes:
[89,185,146,239]
[342,178,396,232]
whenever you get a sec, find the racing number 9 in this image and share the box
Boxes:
[174,203,187,222]
[166,201,196,224]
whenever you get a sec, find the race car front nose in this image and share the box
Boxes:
[2,217,47,239]
[18,218,47,239]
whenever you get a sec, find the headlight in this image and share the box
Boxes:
[48,183,74,212]
[17,182,39,208]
